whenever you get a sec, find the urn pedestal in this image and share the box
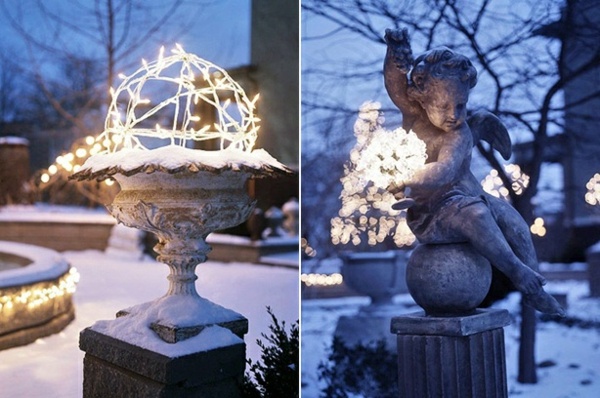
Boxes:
[392,243,510,398]
[79,170,257,398]
[391,308,511,398]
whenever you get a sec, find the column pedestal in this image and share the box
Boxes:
[391,308,511,398]
[80,325,246,398]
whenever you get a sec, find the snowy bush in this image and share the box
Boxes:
[242,307,299,398]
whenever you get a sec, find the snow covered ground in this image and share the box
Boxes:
[302,278,600,398]
[0,249,298,398]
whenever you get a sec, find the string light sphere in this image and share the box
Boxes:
[98,44,260,153]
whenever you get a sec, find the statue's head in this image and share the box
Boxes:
[407,47,477,132]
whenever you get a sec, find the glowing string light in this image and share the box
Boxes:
[482,164,530,200]
[0,268,79,315]
[96,45,260,153]
[331,101,426,248]
[530,217,547,237]
[585,173,600,206]
[301,273,343,287]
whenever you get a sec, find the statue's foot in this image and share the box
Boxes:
[513,267,546,294]
[524,290,566,317]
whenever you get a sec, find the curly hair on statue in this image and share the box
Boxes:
[408,47,478,99]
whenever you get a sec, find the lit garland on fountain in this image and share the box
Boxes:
[0,268,79,314]
[585,173,600,206]
[481,164,529,200]
[330,101,426,248]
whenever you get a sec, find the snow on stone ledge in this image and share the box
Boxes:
[0,241,70,288]
[78,146,289,176]
[91,317,242,357]
[0,204,115,224]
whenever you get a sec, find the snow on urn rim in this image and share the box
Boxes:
[72,45,291,181]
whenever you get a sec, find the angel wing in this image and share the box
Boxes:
[467,110,512,160]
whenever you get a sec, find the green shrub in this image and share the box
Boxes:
[318,337,398,398]
[242,307,299,398]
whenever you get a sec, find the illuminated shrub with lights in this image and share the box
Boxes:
[34,135,119,206]
[330,101,426,251]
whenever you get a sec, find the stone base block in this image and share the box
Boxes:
[80,327,246,398]
[391,309,510,398]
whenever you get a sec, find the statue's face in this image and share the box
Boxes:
[421,78,469,133]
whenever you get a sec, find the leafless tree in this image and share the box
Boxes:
[0,0,207,138]
[302,0,600,385]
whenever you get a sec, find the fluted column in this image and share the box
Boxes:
[391,309,510,398]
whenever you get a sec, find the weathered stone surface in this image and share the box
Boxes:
[392,309,510,398]
[406,243,492,316]
[391,308,510,337]
[80,327,246,397]
[0,307,75,351]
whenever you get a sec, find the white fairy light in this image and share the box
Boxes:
[300,273,343,287]
[0,268,79,314]
[585,173,600,206]
[96,45,260,153]
[331,101,426,248]
[482,164,530,200]
[530,217,547,237]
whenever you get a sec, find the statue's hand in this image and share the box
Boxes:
[388,181,415,210]
[387,180,406,198]
[384,28,413,73]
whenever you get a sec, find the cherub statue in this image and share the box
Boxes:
[383,28,564,316]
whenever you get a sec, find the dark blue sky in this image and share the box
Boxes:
[0,0,251,77]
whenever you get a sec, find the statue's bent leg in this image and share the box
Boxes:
[447,202,564,315]
[487,195,538,270]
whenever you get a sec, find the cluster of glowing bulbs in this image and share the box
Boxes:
[529,217,547,237]
[97,44,260,153]
[330,101,426,248]
[301,273,343,287]
[0,268,79,313]
[39,135,115,186]
[301,238,317,258]
[585,173,600,206]
[481,164,530,200]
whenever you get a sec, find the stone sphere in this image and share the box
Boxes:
[406,243,492,316]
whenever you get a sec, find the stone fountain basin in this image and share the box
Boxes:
[0,241,77,350]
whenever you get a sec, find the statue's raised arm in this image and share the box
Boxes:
[383,28,421,128]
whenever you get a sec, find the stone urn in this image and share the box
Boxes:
[72,149,290,343]
[341,250,409,314]
[107,169,255,342]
